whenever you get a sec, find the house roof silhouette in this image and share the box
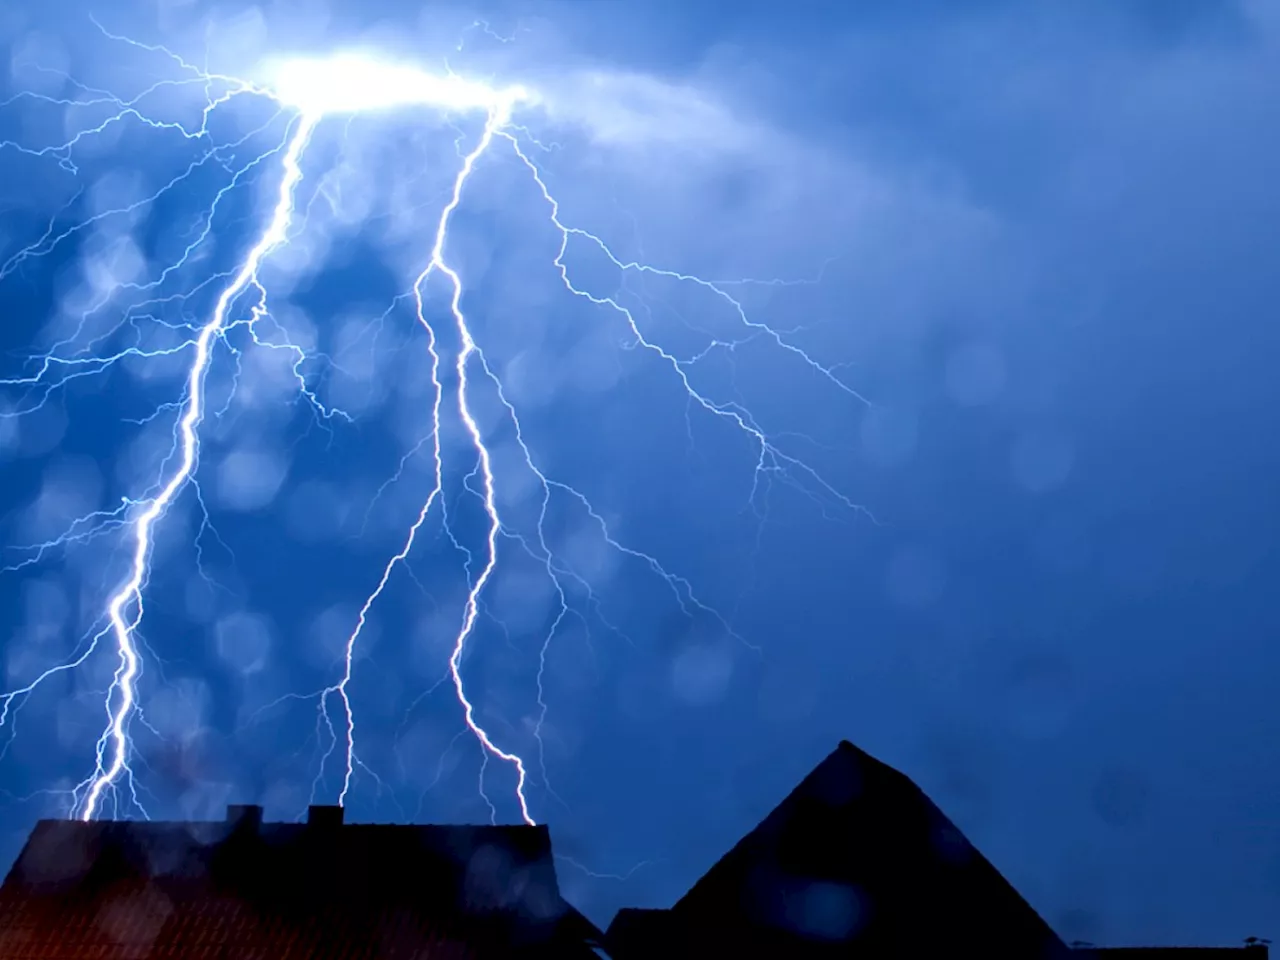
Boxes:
[609,738,1071,957]
[0,740,1265,958]
[607,740,1267,959]
[0,804,604,959]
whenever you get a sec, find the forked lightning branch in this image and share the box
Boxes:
[0,30,866,827]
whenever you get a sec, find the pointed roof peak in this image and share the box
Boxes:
[833,738,874,765]
[668,735,1067,955]
[787,738,909,809]
[834,737,884,762]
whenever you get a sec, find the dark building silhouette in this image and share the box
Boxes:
[0,740,1266,958]
[605,740,1268,960]
[607,739,1070,958]
[0,803,604,958]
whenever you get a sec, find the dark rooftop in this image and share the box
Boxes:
[605,740,1269,959]
[684,739,1068,956]
[0,742,1265,959]
[0,804,604,959]
[611,739,1066,958]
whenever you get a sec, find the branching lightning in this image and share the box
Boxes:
[0,23,868,831]
[78,113,321,821]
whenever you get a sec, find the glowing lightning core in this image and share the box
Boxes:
[266,54,531,117]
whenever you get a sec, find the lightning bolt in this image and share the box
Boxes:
[78,112,321,820]
[0,22,869,832]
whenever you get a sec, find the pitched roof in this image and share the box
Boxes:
[644,739,1071,956]
[0,806,605,959]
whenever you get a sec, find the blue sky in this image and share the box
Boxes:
[1,0,1278,948]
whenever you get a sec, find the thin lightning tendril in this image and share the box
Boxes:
[0,26,867,831]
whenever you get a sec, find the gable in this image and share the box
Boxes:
[671,740,1069,956]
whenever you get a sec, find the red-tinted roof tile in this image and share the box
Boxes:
[0,816,604,959]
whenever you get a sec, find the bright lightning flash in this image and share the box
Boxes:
[0,27,867,831]
[267,53,531,116]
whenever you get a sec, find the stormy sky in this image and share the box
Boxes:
[1,0,1277,947]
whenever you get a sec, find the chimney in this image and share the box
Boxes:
[226,804,263,831]
[307,804,344,828]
